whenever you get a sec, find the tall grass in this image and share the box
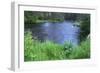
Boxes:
[24,31,67,61]
[69,39,90,59]
[24,31,90,61]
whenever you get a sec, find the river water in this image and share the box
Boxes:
[28,21,80,45]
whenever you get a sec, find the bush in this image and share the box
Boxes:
[79,15,90,41]
[69,39,90,59]
[24,31,90,61]
[24,31,67,61]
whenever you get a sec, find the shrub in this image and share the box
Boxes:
[24,31,90,61]
[24,31,67,61]
[69,39,90,59]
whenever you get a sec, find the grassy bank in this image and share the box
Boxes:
[24,31,90,61]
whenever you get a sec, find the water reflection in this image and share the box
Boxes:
[30,21,80,45]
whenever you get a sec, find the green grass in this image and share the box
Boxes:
[69,39,90,59]
[24,31,90,61]
[24,31,66,61]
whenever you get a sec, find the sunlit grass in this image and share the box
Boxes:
[24,31,90,61]
[69,39,90,59]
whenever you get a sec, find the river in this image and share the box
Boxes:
[27,21,80,45]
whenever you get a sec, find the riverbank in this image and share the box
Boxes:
[25,18,64,24]
[24,31,90,61]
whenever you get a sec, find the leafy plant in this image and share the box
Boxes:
[69,39,90,59]
[24,31,90,61]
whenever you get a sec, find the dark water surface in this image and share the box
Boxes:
[27,21,80,45]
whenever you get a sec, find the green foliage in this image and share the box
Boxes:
[48,18,63,22]
[24,11,64,25]
[24,31,90,61]
[24,11,90,61]
[64,13,77,20]
[69,39,90,59]
[79,15,90,41]
[24,31,67,61]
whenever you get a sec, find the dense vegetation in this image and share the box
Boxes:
[24,11,64,25]
[24,11,89,23]
[78,15,90,41]
[24,31,90,61]
[24,11,90,61]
